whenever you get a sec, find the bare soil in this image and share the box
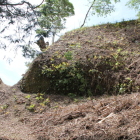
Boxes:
[0,81,140,140]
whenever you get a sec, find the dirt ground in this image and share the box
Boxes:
[0,78,140,140]
[0,20,140,140]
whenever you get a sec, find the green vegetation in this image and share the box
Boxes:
[64,51,73,60]
[42,61,90,96]
[42,43,136,96]
[36,0,75,43]
[1,104,9,110]
[35,93,44,101]
[43,98,50,105]
[25,95,31,100]
[26,104,35,111]
[81,0,140,27]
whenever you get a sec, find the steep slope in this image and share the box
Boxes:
[20,20,140,95]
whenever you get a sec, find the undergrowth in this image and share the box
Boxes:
[41,47,137,96]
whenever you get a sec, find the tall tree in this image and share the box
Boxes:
[0,0,74,58]
[81,0,140,27]
[36,0,74,44]
[0,0,45,58]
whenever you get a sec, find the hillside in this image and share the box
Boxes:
[0,20,140,140]
[20,20,140,95]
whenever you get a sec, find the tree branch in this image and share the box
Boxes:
[0,0,45,9]
[5,0,14,15]
[33,0,45,9]
[0,1,27,6]
[80,0,96,28]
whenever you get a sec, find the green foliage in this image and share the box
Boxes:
[42,61,90,96]
[36,29,50,38]
[127,0,140,18]
[27,104,35,111]
[35,93,44,101]
[88,0,139,18]
[1,104,9,110]
[89,0,121,17]
[35,96,44,101]
[37,98,50,110]
[36,0,74,37]
[69,43,82,48]
[0,0,41,58]
[64,51,73,60]
[25,95,31,100]
[43,98,50,105]
[68,93,76,98]
[13,95,17,101]
[40,42,135,96]
[115,77,133,94]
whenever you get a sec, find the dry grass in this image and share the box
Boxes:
[29,93,140,140]
[0,80,140,139]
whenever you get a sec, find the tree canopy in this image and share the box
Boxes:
[0,0,44,58]
[81,0,140,27]
[127,0,140,17]
[36,0,74,43]
[0,0,74,58]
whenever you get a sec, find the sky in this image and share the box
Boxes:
[0,0,138,86]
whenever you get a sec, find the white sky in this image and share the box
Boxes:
[0,0,138,86]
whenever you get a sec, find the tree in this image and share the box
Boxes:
[36,0,74,44]
[0,0,44,57]
[81,0,140,27]
[127,0,140,17]
[0,0,45,58]
[0,0,74,58]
